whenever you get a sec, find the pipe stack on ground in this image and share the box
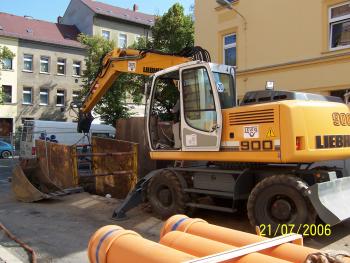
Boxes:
[88,225,195,263]
[88,215,349,263]
[160,230,292,263]
[160,215,319,263]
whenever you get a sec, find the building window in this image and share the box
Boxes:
[223,34,236,66]
[57,58,66,75]
[72,61,81,76]
[72,90,80,106]
[329,2,350,50]
[56,90,65,106]
[102,30,110,40]
[23,54,33,71]
[2,58,12,70]
[23,87,32,104]
[2,85,12,103]
[40,56,50,73]
[40,88,49,105]
[119,33,127,48]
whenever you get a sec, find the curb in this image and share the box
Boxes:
[0,245,24,263]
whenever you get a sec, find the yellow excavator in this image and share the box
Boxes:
[78,47,350,231]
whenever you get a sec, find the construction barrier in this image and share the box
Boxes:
[13,137,137,202]
[36,140,77,189]
[89,137,138,199]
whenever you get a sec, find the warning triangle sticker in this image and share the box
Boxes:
[266,128,276,138]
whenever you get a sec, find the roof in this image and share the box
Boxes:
[81,0,155,27]
[0,12,84,49]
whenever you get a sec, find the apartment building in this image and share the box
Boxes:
[62,0,154,48]
[195,0,350,99]
[0,12,86,131]
[62,0,156,117]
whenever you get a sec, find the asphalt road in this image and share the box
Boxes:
[0,158,15,181]
[0,157,350,262]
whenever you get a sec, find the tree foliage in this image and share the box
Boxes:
[78,3,194,125]
[0,46,15,104]
[152,3,194,53]
[78,34,143,125]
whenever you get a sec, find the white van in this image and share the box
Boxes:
[20,120,116,159]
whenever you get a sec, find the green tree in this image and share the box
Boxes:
[78,34,143,125]
[152,3,194,53]
[0,46,15,103]
[78,3,194,125]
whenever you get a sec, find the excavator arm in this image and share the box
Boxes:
[77,48,192,133]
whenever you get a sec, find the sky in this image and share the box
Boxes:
[0,0,194,22]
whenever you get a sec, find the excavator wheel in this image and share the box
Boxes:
[247,175,316,235]
[147,170,187,219]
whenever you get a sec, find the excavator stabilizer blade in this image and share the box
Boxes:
[308,176,350,226]
[11,163,62,203]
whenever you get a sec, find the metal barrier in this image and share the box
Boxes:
[75,137,138,199]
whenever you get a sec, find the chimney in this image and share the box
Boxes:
[133,4,138,12]
[57,16,63,24]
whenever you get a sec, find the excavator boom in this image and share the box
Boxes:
[81,49,191,113]
[77,48,199,133]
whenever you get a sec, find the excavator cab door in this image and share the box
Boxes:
[179,64,222,151]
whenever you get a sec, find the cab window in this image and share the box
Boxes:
[182,67,217,132]
[213,72,236,109]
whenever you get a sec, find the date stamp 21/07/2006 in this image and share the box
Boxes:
[258,224,332,237]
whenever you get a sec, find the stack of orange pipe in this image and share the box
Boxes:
[88,215,349,263]
[88,225,195,263]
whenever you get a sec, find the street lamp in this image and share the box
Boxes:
[216,0,233,9]
[216,0,247,30]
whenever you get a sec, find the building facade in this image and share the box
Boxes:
[62,0,154,48]
[195,0,350,99]
[0,36,18,136]
[62,0,155,117]
[17,40,85,126]
[0,13,86,132]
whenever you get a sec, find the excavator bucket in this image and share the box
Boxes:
[11,162,67,202]
[308,176,350,226]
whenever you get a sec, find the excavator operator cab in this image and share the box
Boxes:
[146,61,235,152]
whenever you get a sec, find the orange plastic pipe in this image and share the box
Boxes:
[88,225,196,263]
[160,230,292,263]
[160,215,341,263]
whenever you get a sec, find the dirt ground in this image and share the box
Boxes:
[1,158,350,262]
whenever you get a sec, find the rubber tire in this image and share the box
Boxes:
[247,175,316,235]
[1,150,11,159]
[147,170,187,219]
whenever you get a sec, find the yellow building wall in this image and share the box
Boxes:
[195,0,350,98]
